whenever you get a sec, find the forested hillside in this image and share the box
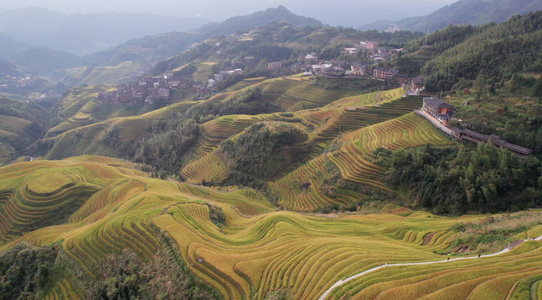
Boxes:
[362,0,542,33]
[0,97,50,164]
[421,12,542,92]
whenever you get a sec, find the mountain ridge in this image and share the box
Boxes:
[0,6,211,56]
[361,0,542,32]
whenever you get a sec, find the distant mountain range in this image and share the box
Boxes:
[0,6,321,80]
[84,6,322,67]
[361,0,542,32]
[0,7,211,56]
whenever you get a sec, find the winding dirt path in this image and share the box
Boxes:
[318,235,542,300]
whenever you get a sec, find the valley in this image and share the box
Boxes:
[0,2,542,299]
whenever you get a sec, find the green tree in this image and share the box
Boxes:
[474,71,487,102]
[533,77,542,97]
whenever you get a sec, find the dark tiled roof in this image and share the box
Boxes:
[460,129,489,142]
[374,67,396,72]
[423,97,454,110]
[412,76,424,85]
[458,129,533,155]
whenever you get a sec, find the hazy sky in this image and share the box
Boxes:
[0,0,459,26]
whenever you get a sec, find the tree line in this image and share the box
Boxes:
[375,143,542,215]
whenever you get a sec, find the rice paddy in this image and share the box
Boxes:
[0,115,32,134]
[0,156,541,299]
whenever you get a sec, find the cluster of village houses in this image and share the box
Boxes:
[263,41,425,95]
[99,40,426,104]
[207,68,244,90]
[97,74,189,104]
[0,75,59,100]
[0,76,34,89]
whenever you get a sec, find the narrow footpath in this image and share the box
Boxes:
[318,235,542,300]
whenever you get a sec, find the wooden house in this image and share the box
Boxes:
[422,97,455,125]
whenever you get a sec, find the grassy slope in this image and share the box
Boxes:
[0,157,541,299]
[58,61,144,86]
[180,85,440,210]
[45,80,434,211]
[42,76,378,160]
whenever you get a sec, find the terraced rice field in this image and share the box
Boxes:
[181,150,230,184]
[331,87,406,108]
[271,113,452,211]
[180,88,424,191]
[327,241,542,299]
[261,78,367,111]
[0,115,31,133]
[1,157,541,299]
[193,62,217,83]
[226,77,267,92]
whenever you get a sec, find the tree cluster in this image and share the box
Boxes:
[220,123,312,188]
[377,143,542,215]
[420,12,542,92]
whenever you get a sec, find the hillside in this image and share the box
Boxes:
[196,5,321,36]
[38,78,448,212]
[2,7,542,298]
[0,156,541,299]
[0,7,211,56]
[361,0,542,32]
[83,6,323,68]
[0,33,33,60]
[10,47,82,75]
[0,97,50,164]
[0,58,21,78]
[419,11,542,91]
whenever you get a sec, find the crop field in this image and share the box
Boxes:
[176,88,426,195]
[0,115,31,133]
[0,157,541,299]
[43,98,200,159]
[193,115,262,159]
[261,78,368,111]
[226,77,267,92]
[77,61,143,85]
[328,241,542,299]
[331,87,406,108]
[271,113,452,211]
[193,62,218,83]
[181,150,231,184]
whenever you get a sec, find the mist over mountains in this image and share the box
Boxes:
[0,7,210,56]
[361,0,542,32]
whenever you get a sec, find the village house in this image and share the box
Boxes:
[323,66,345,77]
[376,48,392,60]
[351,64,369,77]
[412,76,424,90]
[373,68,399,82]
[98,74,179,104]
[343,48,360,55]
[268,62,282,70]
[167,80,180,89]
[158,88,170,99]
[214,71,228,82]
[304,53,319,65]
[245,56,255,63]
[392,74,409,85]
[311,65,322,74]
[208,79,216,89]
[360,41,379,50]
[423,97,455,125]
